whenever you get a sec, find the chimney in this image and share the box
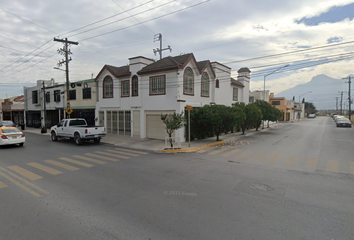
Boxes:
[269,93,274,99]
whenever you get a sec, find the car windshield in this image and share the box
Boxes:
[0,121,15,126]
[2,128,21,133]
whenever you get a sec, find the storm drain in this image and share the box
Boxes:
[249,183,272,191]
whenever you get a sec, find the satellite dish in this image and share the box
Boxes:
[70,83,76,88]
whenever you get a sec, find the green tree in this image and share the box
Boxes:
[232,102,246,134]
[245,103,263,131]
[305,102,317,116]
[267,106,282,127]
[161,112,185,148]
[254,100,272,128]
[202,105,235,141]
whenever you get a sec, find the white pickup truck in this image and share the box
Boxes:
[50,118,106,145]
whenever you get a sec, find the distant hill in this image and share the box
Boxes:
[277,74,349,110]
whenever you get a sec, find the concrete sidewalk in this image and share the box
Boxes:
[23,122,285,153]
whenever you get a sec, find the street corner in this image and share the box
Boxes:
[161,140,225,153]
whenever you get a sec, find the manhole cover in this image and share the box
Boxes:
[249,183,272,191]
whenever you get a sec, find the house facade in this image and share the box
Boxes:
[24,78,98,128]
[269,93,295,121]
[24,79,65,128]
[249,90,270,103]
[95,53,250,142]
[64,78,97,126]
[0,96,25,126]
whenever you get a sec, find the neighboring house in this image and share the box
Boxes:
[294,102,305,120]
[24,78,98,128]
[95,53,250,142]
[64,78,97,126]
[0,96,25,125]
[249,90,270,103]
[24,79,65,128]
[269,93,294,121]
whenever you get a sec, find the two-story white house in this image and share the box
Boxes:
[24,79,65,128]
[95,53,250,142]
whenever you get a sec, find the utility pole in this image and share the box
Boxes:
[53,38,79,118]
[342,76,352,120]
[153,33,172,60]
[335,97,338,113]
[348,77,352,120]
[42,81,48,133]
[340,91,344,115]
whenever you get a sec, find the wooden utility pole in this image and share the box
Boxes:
[53,38,79,117]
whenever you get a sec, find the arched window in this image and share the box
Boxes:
[103,76,113,98]
[201,72,209,97]
[215,79,219,88]
[183,67,194,95]
[132,75,138,96]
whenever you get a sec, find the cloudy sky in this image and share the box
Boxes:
[1,0,354,109]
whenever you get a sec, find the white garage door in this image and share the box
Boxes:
[146,115,168,140]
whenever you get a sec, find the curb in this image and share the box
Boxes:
[162,140,225,153]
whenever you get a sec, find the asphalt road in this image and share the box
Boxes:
[0,117,353,240]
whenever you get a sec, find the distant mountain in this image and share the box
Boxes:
[277,74,349,110]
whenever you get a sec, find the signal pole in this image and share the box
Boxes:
[153,33,172,60]
[53,38,79,117]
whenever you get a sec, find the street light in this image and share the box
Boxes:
[298,91,312,104]
[262,64,289,129]
[263,64,289,101]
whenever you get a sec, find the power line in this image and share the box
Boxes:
[78,0,211,42]
[70,0,177,39]
[59,0,155,37]
[223,39,354,65]
[111,0,156,35]
[0,6,56,34]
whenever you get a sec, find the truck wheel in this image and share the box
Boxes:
[94,138,101,144]
[51,131,58,141]
[74,133,83,145]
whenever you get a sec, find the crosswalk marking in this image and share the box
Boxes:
[197,148,212,153]
[8,166,43,181]
[72,155,107,164]
[350,162,354,175]
[86,153,121,161]
[0,181,7,189]
[304,157,318,170]
[249,152,267,161]
[94,151,128,160]
[283,156,300,167]
[58,157,94,168]
[222,148,241,157]
[27,162,62,175]
[45,160,80,171]
[114,147,148,155]
[208,147,231,155]
[234,150,253,159]
[326,160,339,173]
[107,149,139,157]
[0,169,41,197]
[265,154,282,164]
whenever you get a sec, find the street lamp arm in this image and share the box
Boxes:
[264,64,290,78]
